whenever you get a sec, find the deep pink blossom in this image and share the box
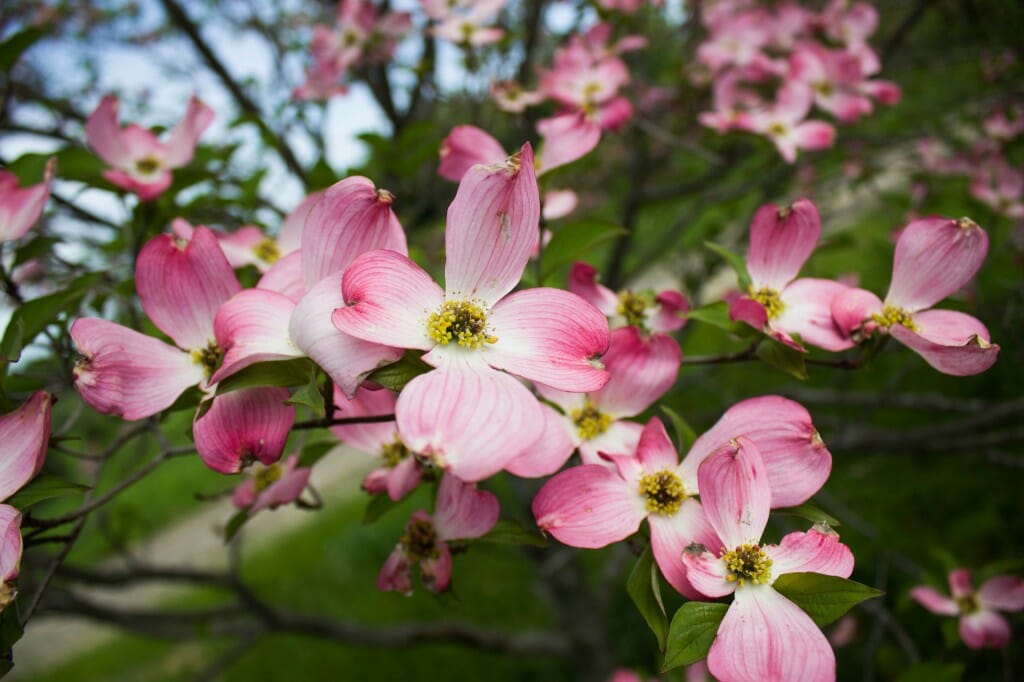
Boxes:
[911,568,1024,649]
[831,216,999,375]
[681,438,854,681]
[728,198,853,351]
[0,158,55,243]
[378,473,498,595]
[232,454,311,516]
[193,387,295,474]
[86,95,214,201]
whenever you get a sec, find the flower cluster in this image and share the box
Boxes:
[696,0,900,162]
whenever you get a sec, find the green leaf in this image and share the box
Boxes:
[12,236,59,269]
[215,358,315,395]
[772,572,883,626]
[704,241,751,290]
[365,351,432,392]
[6,474,88,510]
[660,406,697,453]
[297,440,335,469]
[362,493,400,525]
[662,601,729,672]
[0,597,23,676]
[286,374,326,418]
[540,219,627,283]
[224,510,249,542]
[774,503,841,528]
[0,26,47,73]
[682,302,743,334]
[627,546,668,651]
[476,519,548,547]
[896,662,964,682]
[755,339,808,380]
[1,273,103,364]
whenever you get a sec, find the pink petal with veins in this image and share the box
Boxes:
[532,464,647,548]
[433,473,500,540]
[487,287,610,392]
[212,288,302,383]
[697,437,770,548]
[193,387,294,474]
[71,318,206,420]
[747,198,821,290]
[444,143,540,306]
[438,126,507,182]
[136,226,241,350]
[0,391,51,500]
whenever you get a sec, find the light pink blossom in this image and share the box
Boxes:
[681,437,854,682]
[569,262,688,336]
[86,95,214,201]
[911,568,1024,649]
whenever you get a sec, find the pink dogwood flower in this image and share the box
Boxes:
[569,262,688,336]
[331,385,424,501]
[534,395,834,597]
[332,144,610,481]
[0,391,52,610]
[738,84,836,163]
[681,437,854,682]
[728,198,854,351]
[378,473,499,595]
[911,568,1024,649]
[232,454,312,516]
[431,0,506,46]
[0,158,55,243]
[72,226,241,419]
[831,216,999,375]
[192,386,295,474]
[533,326,681,467]
[86,94,214,201]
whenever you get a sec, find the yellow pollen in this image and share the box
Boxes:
[426,300,497,349]
[190,341,224,378]
[723,543,773,587]
[638,469,686,516]
[135,157,161,174]
[617,291,651,328]
[872,305,917,331]
[381,437,410,468]
[402,519,439,560]
[749,286,785,319]
[813,81,834,96]
[571,401,612,441]
[253,237,280,264]
[767,122,789,136]
[956,594,980,615]
[252,463,282,493]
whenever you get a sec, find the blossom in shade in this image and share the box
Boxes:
[0,158,55,243]
[332,144,610,481]
[569,261,689,336]
[330,385,424,501]
[0,391,52,610]
[534,395,832,596]
[378,473,499,595]
[71,226,241,420]
[193,387,295,474]
[535,326,681,467]
[911,568,1024,649]
[831,216,999,375]
[737,84,836,163]
[86,95,214,201]
[232,454,311,516]
[681,437,854,682]
[728,198,854,351]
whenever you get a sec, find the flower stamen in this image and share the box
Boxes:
[426,300,497,349]
[749,286,785,319]
[638,469,686,516]
[722,543,773,586]
[571,401,612,441]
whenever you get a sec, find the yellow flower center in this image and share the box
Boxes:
[956,594,980,615]
[426,300,498,349]
[872,305,917,331]
[749,286,785,319]
[638,469,686,516]
[723,543,773,587]
[190,341,224,378]
[381,437,410,468]
[135,156,161,174]
[253,237,281,264]
[571,401,612,441]
[252,463,282,493]
[617,290,651,329]
[402,519,439,560]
